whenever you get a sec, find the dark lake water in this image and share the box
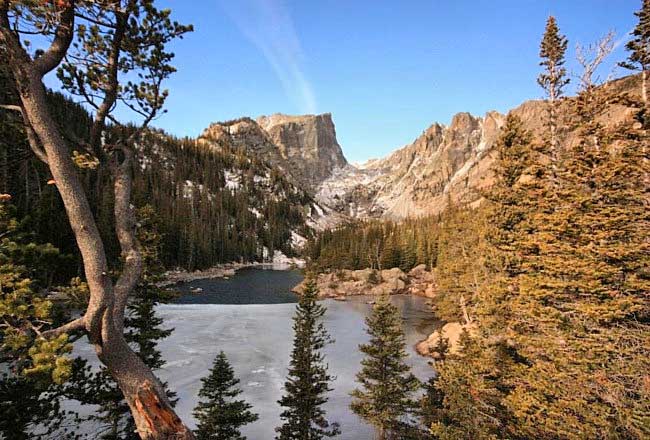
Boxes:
[173,266,303,304]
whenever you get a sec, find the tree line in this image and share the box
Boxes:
[308,216,440,273]
[0,65,312,274]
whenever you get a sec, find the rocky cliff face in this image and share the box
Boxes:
[200,75,640,226]
[257,113,348,192]
[201,113,348,195]
[316,111,504,218]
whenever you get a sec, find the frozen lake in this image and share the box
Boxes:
[76,268,438,439]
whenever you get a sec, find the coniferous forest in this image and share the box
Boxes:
[1,1,649,439]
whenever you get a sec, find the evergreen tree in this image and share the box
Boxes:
[538,15,569,164]
[193,351,258,440]
[427,115,537,440]
[380,233,400,270]
[87,283,178,439]
[0,198,89,438]
[502,63,650,439]
[620,0,650,114]
[350,295,421,440]
[276,277,340,439]
[434,204,488,324]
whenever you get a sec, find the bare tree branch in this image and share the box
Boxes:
[0,104,21,111]
[576,31,616,91]
[41,317,86,339]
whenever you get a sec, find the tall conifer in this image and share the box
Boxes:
[193,352,258,440]
[276,277,339,439]
[350,295,421,439]
[621,0,650,113]
[538,16,569,165]
[428,115,537,440]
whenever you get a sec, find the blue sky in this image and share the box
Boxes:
[55,1,642,163]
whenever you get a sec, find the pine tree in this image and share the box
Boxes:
[380,233,400,270]
[621,0,650,114]
[193,351,258,440]
[350,295,421,440]
[502,65,650,439]
[538,16,569,165]
[87,281,178,439]
[276,277,339,439]
[426,115,538,440]
[434,204,488,324]
[0,198,88,439]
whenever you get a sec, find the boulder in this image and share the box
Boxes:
[298,266,435,298]
[416,322,477,358]
[409,264,428,277]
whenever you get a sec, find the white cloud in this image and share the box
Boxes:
[613,27,634,52]
[218,0,317,114]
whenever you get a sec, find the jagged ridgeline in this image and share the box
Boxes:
[0,70,314,272]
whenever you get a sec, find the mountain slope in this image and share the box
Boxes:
[314,74,641,220]
[0,69,323,270]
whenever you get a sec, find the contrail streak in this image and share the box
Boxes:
[218,0,317,114]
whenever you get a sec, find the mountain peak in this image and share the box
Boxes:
[201,112,347,194]
[256,112,347,192]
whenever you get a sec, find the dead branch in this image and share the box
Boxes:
[41,317,86,339]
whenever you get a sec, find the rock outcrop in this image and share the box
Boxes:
[315,74,642,221]
[199,115,348,230]
[200,75,641,225]
[257,113,348,192]
[201,113,347,195]
[293,265,435,299]
[314,110,504,218]
[415,321,478,359]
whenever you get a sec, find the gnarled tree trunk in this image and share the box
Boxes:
[0,2,194,438]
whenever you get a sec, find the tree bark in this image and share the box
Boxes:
[642,69,648,110]
[0,3,194,438]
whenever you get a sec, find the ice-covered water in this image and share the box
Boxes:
[74,269,438,440]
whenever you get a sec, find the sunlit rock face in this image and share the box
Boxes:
[201,113,348,194]
[200,74,641,225]
[257,113,348,193]
[315,110,505,219]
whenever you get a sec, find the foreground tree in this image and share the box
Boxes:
[621,0,650,114]
[538,15,569,167]
[433,204,489,324]
[505,41,650,438]
[428,41,650,440]
[427,115,536,440]
[276,277,339,439]
[350,295,420,440]
[193,352,258,440]
[0,198,87,439]
[0,1,193,437]
[88,275,177,439]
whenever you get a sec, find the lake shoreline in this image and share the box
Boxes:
[159,256,306,287]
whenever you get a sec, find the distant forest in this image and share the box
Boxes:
[0,67,313,276]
